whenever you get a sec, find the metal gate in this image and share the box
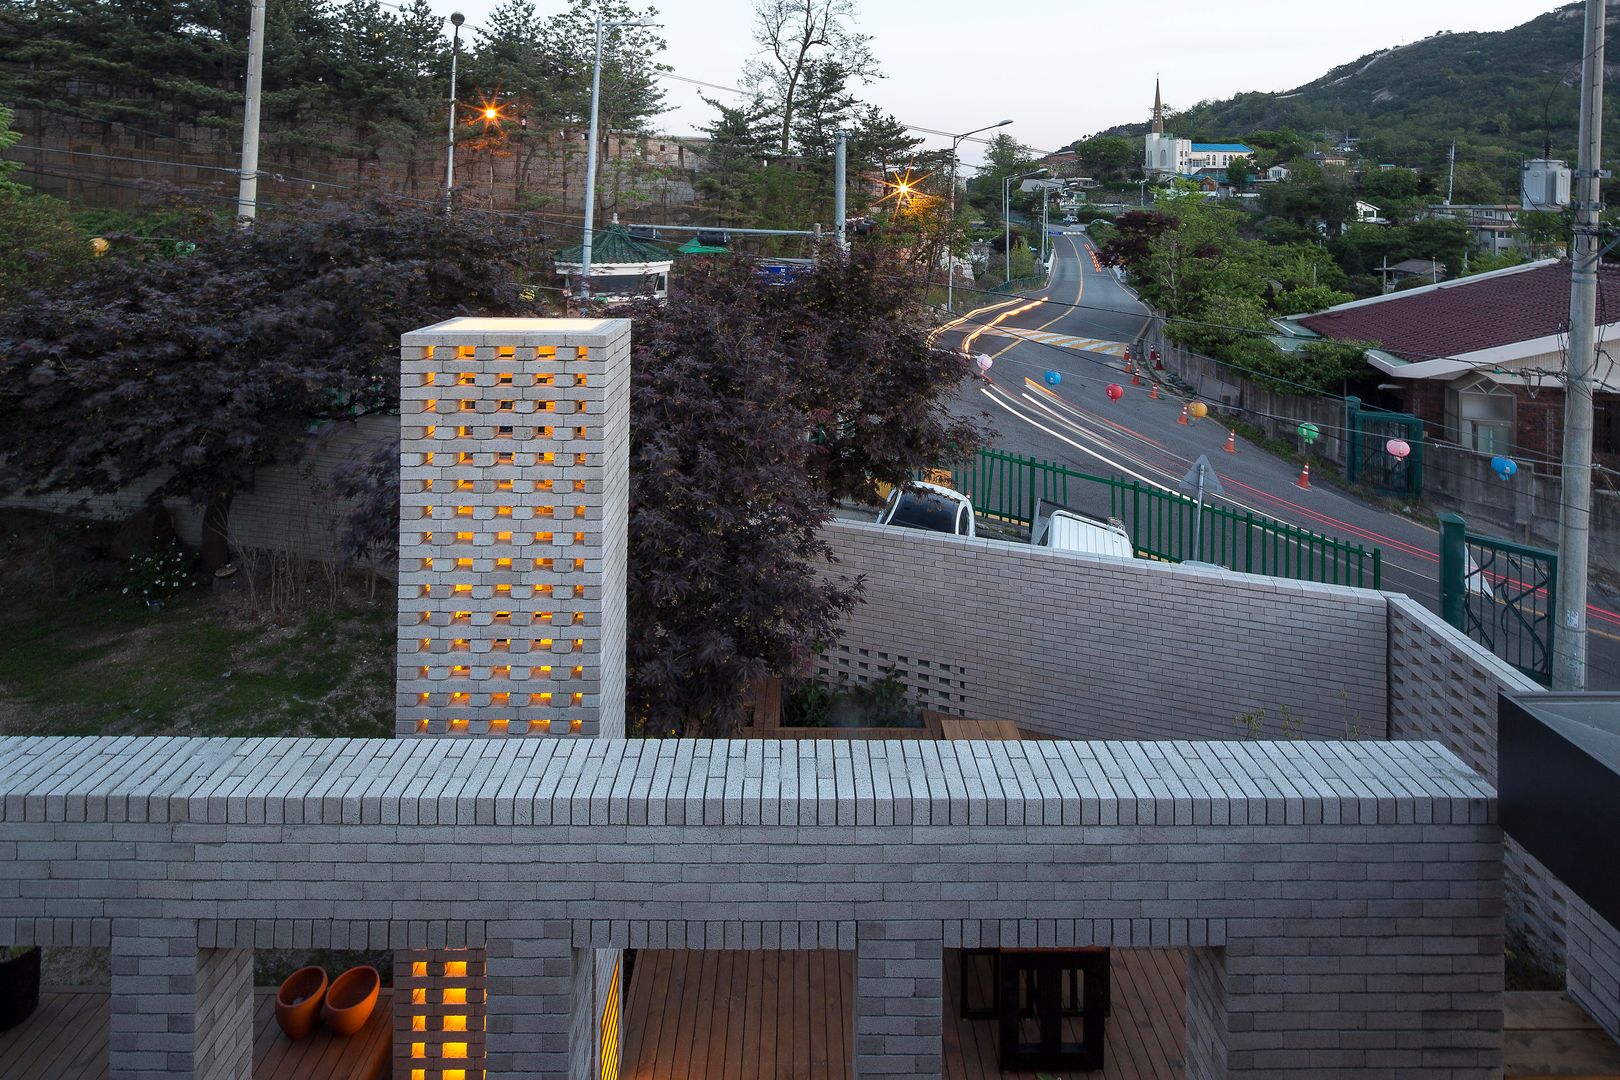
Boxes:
[1439,512,1557,685]
[1345,396,1424,496]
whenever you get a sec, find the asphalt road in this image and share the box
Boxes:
[938,228,1620,690]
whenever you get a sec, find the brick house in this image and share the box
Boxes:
[1278,258,1620,468]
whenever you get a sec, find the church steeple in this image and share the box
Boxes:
[1152,78,1164,135]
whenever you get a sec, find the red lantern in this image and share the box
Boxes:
[1386,438,1411,460]
[1105,383,1124,402]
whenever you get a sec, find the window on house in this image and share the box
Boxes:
[1448,377,1516,455]
[1597,396,1620,456]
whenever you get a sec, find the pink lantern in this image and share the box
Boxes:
[975,354,993,374]
[1105,383,1124,402]
[1386,438,1411,460]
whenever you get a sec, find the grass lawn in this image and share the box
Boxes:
[0,520,394,739]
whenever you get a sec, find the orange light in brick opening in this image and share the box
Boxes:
[445,961,468,977]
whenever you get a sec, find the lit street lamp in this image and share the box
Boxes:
[579,15,660,304]
[945,120,1012,312]
[1003,168,1049,284]
[444,12,464,214]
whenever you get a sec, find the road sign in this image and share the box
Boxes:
[1178,455,1225,499]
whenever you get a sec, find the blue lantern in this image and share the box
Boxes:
[1491,456,1518,480]
[1044,370,1062,387]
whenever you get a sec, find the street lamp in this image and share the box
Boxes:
[579,15,660,304]
[444,12,464,215]
[945,120,1012,311]
[1003,168,1049,284]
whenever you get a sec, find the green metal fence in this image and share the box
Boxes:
[926,448,1384,589]
[1439,512,1557,685]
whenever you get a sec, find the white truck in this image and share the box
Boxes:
[1030,499,1134,559]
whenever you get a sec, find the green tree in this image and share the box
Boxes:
[0,187,90,295]
[745,0,878,155]
[1073,135,1135,180]
[1225,154,1253,188]
[0,104,21,191]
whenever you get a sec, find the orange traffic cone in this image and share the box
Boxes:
[1149,384,1159,400]
[1131,369,1142,386]
[1295,463,1311,490]
[1223,429,1237,454]
[1177,405,1189,426]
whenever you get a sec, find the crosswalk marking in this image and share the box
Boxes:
[977,325,1130,356]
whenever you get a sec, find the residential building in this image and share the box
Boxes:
[1354,199,1382,223]
[1262,163,1291,182]
[1302,150,1349,168]
[1428,203,1525,257]
[1279,258,1620,465]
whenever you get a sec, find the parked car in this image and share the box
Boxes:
[1031,500,1134,559]
[876,482,977,538]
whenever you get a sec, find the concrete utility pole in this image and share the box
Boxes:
[579,15,657,302]
[1445,141,1456,206]
[235,0,266,223]
[1554,0,1606,690]
[834,130,847,250]
[444,12,463,214]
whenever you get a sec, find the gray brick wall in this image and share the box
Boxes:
[0,734,1503,1078]
[1386,596,1571,970]
[819,521,1388,741]
[1567,896,1620,1043]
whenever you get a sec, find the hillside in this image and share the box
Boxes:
[1100,3,1615,188]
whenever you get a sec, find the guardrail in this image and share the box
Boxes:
[1439,512,1556,684]
[927,447,1384,589]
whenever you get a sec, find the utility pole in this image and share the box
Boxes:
[1554,0,1606,690]
[946,120,1012,310]
[444,12,463,215]
[580,13,606,302]
[1445,141,1456,207]
[834,130,847,251]
[235,0,266,223]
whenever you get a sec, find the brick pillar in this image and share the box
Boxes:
[1186,927,1503,1078]
[396,317,632,739]
[484,922,594,1080]
[855,920,942,1078]
[109,922,252,1080]
[1568,895,1620,1042]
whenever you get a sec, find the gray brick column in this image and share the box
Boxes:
[855,920,942,1078]
[484,921,594,1080]
[110,921,252,1080]
[1186,925,1504,1078]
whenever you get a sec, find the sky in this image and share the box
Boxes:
[439,0,1565,166]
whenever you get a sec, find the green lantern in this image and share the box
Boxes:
[1297,422,1320,444]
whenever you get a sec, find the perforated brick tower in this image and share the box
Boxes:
[394,317,630,1080]
[396,318,630,740]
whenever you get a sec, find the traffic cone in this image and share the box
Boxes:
[1131,369,1142,386]
[1223,429,1237,454]
[1177,405,1189,426]
[1149,384,1159,400]
[1295,463,1311,490]
[1153,348,1164,371]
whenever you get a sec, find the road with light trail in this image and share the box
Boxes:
[936,228,1620,689]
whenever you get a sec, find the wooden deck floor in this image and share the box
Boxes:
[1507,991,1620,1078]
[620,948,1183,1080]
[0,987,390,1080]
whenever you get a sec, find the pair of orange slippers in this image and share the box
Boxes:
[274,965,380,1039]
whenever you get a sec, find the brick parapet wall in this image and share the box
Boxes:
[818,521,1388,741]
[1,734,1503,1078]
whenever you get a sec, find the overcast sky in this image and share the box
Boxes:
[443,0,1565,165]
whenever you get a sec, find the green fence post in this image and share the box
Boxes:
[1438,512,1467,630]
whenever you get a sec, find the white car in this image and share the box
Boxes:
[876,482,977,538]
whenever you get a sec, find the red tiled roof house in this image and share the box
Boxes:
[1277,259,1620,468]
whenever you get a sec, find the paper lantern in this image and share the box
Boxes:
[1297,422,1320,444]
[1492,456,1518,479]
[1105,383,1124,402]
[976,354,993,374]
[90,236,109,257]
[1386,438,1411,460]
[1044,370,1062,387]
[1189,401,1209,419]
